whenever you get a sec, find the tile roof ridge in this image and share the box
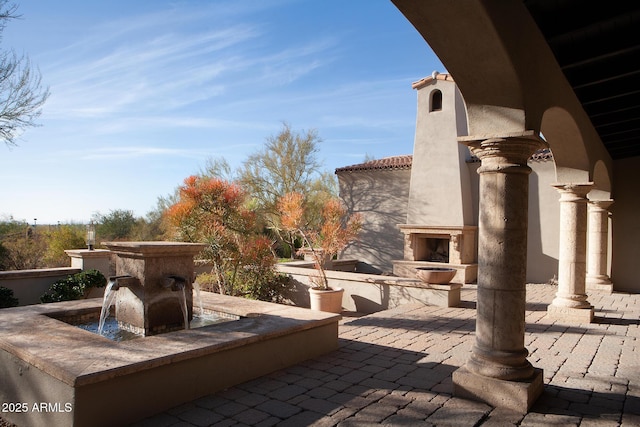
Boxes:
[412,71,454,90]
[335,155,413,173]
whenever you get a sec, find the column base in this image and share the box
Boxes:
[586,276,613,294]
[452,366,543,413]
[547,304,594,323]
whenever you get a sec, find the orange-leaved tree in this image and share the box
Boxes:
[278,192,362,290]
[166,176,280,299]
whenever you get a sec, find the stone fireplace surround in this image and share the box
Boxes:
[393,225,478,283]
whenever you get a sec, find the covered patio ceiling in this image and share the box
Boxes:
[523,1,640,160]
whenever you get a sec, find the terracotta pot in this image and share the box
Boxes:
[415,267,456,284]
[309,287,344,313]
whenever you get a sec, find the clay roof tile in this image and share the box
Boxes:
[335,155,413,173]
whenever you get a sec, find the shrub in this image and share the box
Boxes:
[0,286,19,308]
[277,192,362,289]
[166,176,284,301]
[195,271,292,304]
[40,269,107,303]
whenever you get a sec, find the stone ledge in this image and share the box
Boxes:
[452,366,544,413]
[0,267,81,280]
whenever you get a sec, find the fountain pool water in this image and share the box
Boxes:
[0,242,341,427]
[77,311,236,341]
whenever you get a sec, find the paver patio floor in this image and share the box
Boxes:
[129,284,639,425]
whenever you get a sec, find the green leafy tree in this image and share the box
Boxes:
[93,209,137,242]
[43,224,86,267]
[0,1,49,147]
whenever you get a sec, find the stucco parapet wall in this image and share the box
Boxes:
[276,262,427,288]
[0,267,81,280]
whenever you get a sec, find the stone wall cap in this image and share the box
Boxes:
[64,249,111,258]
[102,241,206,256]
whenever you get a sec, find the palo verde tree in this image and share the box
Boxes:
[166,175,286,301]
[0,1,49,147]
[237,122,336,255]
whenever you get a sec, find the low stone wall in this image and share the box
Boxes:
[276,261,460,313]
[0,268,81,306]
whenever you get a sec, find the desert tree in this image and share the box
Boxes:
[92,209,137,242]
[238,122,336,255]
[0,1,49,147]
[165,175,285,300]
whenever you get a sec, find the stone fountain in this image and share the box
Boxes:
[0,242,341,427]
[103,241,202,335]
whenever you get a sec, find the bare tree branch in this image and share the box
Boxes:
[0,0,49,147]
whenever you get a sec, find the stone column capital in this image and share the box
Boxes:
[552,183,594,201]
[588,199,614,211]
[459,131,547,174]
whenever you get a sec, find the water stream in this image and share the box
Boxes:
[193,281,204,316]
[98,278,119,335]
[178,286,189,330]
[91,276,232,340]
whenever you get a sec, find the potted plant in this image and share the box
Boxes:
[278,192,361,313]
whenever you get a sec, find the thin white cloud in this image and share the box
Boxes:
[38,3,341,135]
[76,146,208,160]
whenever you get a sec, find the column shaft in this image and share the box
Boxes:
[548,183,594,322]
[453,133,544,413]
[586,200,613,292]
[463,136,544,381]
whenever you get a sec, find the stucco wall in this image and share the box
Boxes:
[340,157,560,283]
[338,168,411,274]
[611,156,640,292]
[0,267,82,306]
[527,160,561,283]
[407,78,473,226]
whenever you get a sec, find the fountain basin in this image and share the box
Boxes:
[415,267,457,284]
[0,292,340,427]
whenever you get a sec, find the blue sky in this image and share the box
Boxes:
[0,0,442,225]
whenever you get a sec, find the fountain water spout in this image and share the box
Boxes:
[164,275,187,291]
[109,275,140,290]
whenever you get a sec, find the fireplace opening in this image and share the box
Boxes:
[416,237,449,263]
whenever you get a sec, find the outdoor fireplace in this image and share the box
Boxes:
[393,225,478,283]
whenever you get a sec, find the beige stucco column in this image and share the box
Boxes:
[586,199,614,293]
[547,183,594,323]
[453,132,544,413]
